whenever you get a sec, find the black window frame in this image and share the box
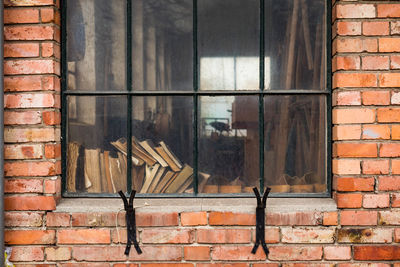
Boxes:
[61,0,332,198]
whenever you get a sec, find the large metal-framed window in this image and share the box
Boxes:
[61,0,331,197]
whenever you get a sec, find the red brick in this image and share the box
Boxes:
[142,265,193,267]
[42,42,60,59]
[5,230,55,245]
[209,212,255,226]
[44,178,59,194]
[392,21,400,35]
[334,91,361,105]
[266,212,322,226]
[199,265,250,267]
[46,212,70,227]
[181,211,207,226]
[5,178,43,193]
[378,4,400,18]
[324,246,351,260]
[362,90,390,105]
[362,124,390,139]
[73,246,182,261]
[354,246,400,260]
[333,125,361,140]
[363,21,389,36]
[391,55,400,69]
[72,212,118,227]
[393,159,400,174]
[392,91,400,104]
[281,265,332,267]
[114,264,139,267]
[4,25,55,40]
[61,264,109,267]
[380,144,400,157]
[333,56,360,71]
[42,75,60,91]
[363,194,390,208]
[334,143,377,158]
[42,110,61,125]
[10,246,44,262]
[45,247,71,261]
[5,59,59,75]
[336,21,361,36]
[362,159,389,174]
[333,159,361,175]
[5,93,57,108]
[4,111,42,126]
[393,125,400,139]
[5,195,56,211]
[323,212,338,225]
[340,210,377,225]
[4,43,40,58]
[184,246,210,261]
[58,229,110,244]
[380,73,400,87]
[141,229,194,244]
[338,228,392,243]
[334,73,377,88]
[4,161,58,177]
[392,193,400,207]
[337,193,363,208]
[5,211,43,227]
[4,127,56,142]
[379,176,400,191]
[41,8,56,23]
[264,228,280,243]
[5,144,43,160]
[44,144,61,159]
[4,8,39,24]
[197,229,251,243]
[268,246,322,261]
[336,177,374,192]
[379,211,400,225]
[378,108,400,122]
[380,38,400,52]
[334,38,377,53]
[137,212,179,226]
[333,108,375,124]
[211,246,266,261]
[336,4,375,18]
[4,76,42,92]
[5,0,55,6]
[281,228,335,243]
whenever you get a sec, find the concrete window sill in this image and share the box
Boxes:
[56,197,337,213]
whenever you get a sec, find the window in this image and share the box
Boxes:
[63,0,330,197]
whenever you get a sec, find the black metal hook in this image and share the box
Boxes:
[118,190,142,255]
[251,187,271,256]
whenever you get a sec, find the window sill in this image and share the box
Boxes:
[55,197,337,213]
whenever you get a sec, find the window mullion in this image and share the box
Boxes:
[193,0,199,195]
[259,0,265,193]
[126,0,133,193]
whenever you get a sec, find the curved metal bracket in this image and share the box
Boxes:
[251,187,271,256]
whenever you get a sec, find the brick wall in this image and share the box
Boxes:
[4,0,400,265]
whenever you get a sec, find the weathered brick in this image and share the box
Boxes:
[4,161,58,177]
[334,143,377,158]
[4,111,42,125]
[338,228,392,243]
[335,21,361,36]
[45,144,61,159]
[5,230,55,245]
[268,246,322,261]
[333,73,377,88]
[392,92,400,105]
[379,211,400,225]
[209,212,255,226]
[362,125,390,139]
[379,38,400,52]
[46,212,70,227]
[336,177,374,192]
[333,159,361,175]
[44,178,60,194]
[5,93,57,108]
[362,91,390,105]
[337,193,363,208]
[333,125,361,140]
[10,246,44,262]
[42,110,61,125]
[71,212,118,227]
[211,246,266,261]
[5,59,59,75]
[137,212,179,226]
[5,178,43,193]
[5,211,43,227]
[4,25,55,40]
[336,4,375,18]
[5,144,43,159]
[4,127,56,143]
[4,8,40,24]
[197,229,251,244]
[4,76,42,92]
[42,42,60,58]
[45,247,71,261]
[334,91,361,105]
[324,246,351,260]
[181,211,207,226]
[266,212,322,226]
[340,210,377,225]
[378,4,400,18]
[362,160,389,175]
[395,228,400,242]
[379,176,400,191]
[323,212,338,226]
[391,55,400,69]
[58,229,111,244]
[333,56,360,71]
[363,22,389,36]
[198,264,250,267]
[392,193,400,207]
[363,194,390,208]
[141,229,194,244]
[5,195,56,211]
[378,108,400,122]
[380,144,400,157]
[354,246,400,260]
[334,38,377,53]
[379,73,400,87]
[5,0,55,6]
[184,246,210,261]
[333,108,375,124]
[393,125,400,139]
[281,228,335,243]
[393,159,400,174]
[264,228,280,243]
[4,43,40,58]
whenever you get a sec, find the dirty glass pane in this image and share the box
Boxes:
[198,96,259,193]
[198,0,259,90]
[132,0,193,91]
[264,95,326,193]
[131,96,193,194]
[265,0,326,90]
[67,96,128,193]
[67,0,126,91]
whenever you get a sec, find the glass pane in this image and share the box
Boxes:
[265,0,326,90]
[198,0,259,90]
[67,0,126,91]
[264,95,326,193]
[199,96,259,193]
[67,96,128,194]
[132,0,193,91]
[131,96,193,194]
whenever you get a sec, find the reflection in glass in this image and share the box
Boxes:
[199,96,259,193]
[67,96,128,194]
[132,0,193,91]
[199,0,259,90]
[131,96,193,193]
[67,0,126,91]
[264,95,326,193]
[265,0,326,90]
